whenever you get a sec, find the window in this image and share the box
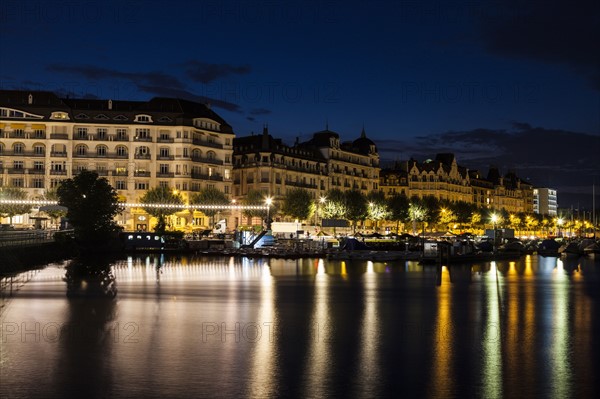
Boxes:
[13,161,24,169]
[136,128,150,140]
[75,113,89,119]
[114,115,128,121]
[97,128,107,139]
[135,114,152,122]
[136,146,150,157]
[96,145,107,156]
[76,128,88,139]
[50,179,62,188]
[13,143,24,154]
[159,164,169,174]
[11,178,24,187]
[50,112,69,120]
[34,161,44,170]
[12,129,24,138]
[225,138,231,145]
[116,129,128,140]
[159,181,169,188]
[94,114,109,120]
[135,182,148,190]
[207,151,216,160]
[116,146,128,157]
[159,131,170,140]
[159,147,170,158]
[33,144,45,155]
[224,185,229,194]
[32,178,44,188]
[183,148,189,157]
[116,180,127,190]
[225,155,230,163]
[33,129,45,138]
[75,145,87,156]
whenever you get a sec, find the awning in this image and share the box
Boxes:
[31,124,46,130]
[10,123,26,129]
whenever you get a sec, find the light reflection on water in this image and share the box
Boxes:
[1,255,599,398]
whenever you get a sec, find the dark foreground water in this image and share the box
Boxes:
[1,254,599,398]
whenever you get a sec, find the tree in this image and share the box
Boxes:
[281,188,314,221]
[321,189,347,219]
[366,191,389,230]
[39,188,67,225]
[388,192,409,233]
[57,171,122,244]
[0,187,31,225]
[242,190,269,223]
[139,186,184,234]
[345,190,368,233]
[421,195,440,229]
[190,187,229,226]
[452,201,474,229]
[408,200,427,235]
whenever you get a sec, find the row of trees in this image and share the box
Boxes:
[1,174,595,238]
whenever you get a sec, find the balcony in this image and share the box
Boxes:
[157,137,174,143]
[134,136,152,142]
[29,169,46,174]
[50,152,67,157]
[8,168,25,174]
[192,138,223,149]
[112,170,129,177]
[50,170,67,175]
[134,154,151,160]
[191,156,223,165]
[156,155,175,161]
[191,172,223,181]
[50,133,69,139]
[134,171,151,177]
[156,172,175,178]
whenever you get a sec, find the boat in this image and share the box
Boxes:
[583,242,600,258]
[537,239,560,257]
[560,241,584,257]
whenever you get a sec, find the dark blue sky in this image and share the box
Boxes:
[1,0,599,207]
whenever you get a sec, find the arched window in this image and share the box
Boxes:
[96,145,107,156]
[206,151,216,160]
[116,146,128,157]
[75,144,87,156]
[192,149,201,159]
[33,143,45,155]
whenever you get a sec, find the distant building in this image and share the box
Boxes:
[233,125,380,203]
[533,188,558,216]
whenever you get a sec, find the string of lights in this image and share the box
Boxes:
[0,199,269,210]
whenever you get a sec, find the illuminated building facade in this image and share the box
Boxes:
[533,187,558,216]
[0,90,234,229]
[233,126,380,202]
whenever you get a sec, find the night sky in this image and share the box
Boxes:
[1,0,599,207]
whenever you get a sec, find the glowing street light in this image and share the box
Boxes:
[557,217,564,237]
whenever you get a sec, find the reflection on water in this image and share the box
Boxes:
[1,255,599,398]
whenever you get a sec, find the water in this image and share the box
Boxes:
[1,255,599,398]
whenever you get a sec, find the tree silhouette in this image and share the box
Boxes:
[281,188,314,221]
[57,171,122,246]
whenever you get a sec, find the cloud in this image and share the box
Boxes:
[183,61,251,84]
[46,64,243,112]
[377,124,600,205]
[478,0,600,90]
[47,64,185,90]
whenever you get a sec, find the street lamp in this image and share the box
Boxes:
[491,213,498,252]
[318,196,326,229]
[265,197,272,230]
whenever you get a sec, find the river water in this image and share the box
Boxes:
[1,254,599,398]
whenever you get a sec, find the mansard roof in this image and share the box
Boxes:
[0,90,233,133]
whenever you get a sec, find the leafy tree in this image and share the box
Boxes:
[321,189,347,219]
[57,171,122,244]
[139,186,184,234]
[39,188,67,224]
[421,195,440,228]
[0,187,31,224]
[281,188,314,221]
[242,190,269,222]
[345,190,368,233]
[452,201,474,227]
[408,200,427,235]
[438,207,456,230]
[388,192,409,233]
[190,187,229,226]
[366,191,389,230]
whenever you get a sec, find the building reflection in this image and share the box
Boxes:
[481,261,502,398]
[303,258,331,397]
[355,261,381,396]
[428,266,454,397]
